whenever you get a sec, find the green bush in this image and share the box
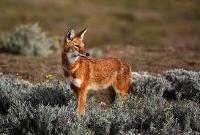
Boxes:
[0,23,60,56]
[0,69,200,134]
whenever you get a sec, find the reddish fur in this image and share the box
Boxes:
[62,29,132,114]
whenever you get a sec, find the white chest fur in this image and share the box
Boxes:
[67,76,82,88]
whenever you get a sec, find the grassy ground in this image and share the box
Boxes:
[0,0,200,46]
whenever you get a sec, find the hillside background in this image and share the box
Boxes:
[0,0,200,82]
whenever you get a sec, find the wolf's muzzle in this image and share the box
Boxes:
[77,52,90,58]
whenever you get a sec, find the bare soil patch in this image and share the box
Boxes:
[0,42,199,83]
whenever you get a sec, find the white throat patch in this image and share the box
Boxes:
[66,76,82,88]
[66,49,80,64]
[73,78,82,88]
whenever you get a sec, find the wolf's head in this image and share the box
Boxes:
[63,28,89,64]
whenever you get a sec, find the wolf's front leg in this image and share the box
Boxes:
[77,86,88,115]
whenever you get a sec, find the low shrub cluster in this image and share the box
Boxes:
[0,23,60,56]
[0,69,199,134]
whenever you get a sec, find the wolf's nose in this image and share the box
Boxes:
[86,52,90,57]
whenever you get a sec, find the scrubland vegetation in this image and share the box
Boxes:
[0,23,60,56]
[0,69,199,134]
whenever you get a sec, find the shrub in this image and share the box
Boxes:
[0,69,200,134]
[0,23,60,56]
[162,69,200,102]
[133,69,200,102]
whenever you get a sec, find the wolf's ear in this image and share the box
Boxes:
[76,28,87,40]
[65,29,75,42]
